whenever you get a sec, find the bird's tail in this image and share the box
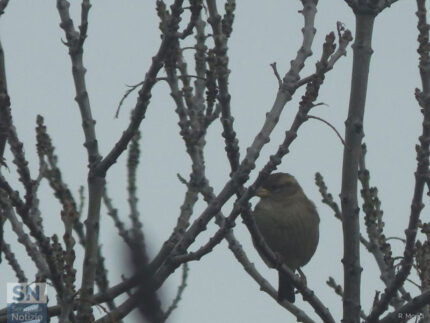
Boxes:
[278,271,295,303]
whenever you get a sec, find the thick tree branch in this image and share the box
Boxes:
[340,12,375,323]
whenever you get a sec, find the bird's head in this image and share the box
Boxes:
[255,173,302,201]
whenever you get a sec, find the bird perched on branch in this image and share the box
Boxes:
[253,172,319,303]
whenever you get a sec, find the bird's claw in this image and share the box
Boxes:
[297,268,307,287]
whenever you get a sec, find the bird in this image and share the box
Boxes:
[253,172,319,303]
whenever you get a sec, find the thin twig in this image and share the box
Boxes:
[270,62,282,88]
[307,115,346,147]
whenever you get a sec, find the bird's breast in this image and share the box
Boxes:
[254,197,319,270]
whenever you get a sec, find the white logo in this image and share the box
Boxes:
[7,283,47,304]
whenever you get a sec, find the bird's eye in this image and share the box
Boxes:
[270,182,292,192]
[271,184,282,191]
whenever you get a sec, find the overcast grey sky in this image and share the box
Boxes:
[0,1,422,322]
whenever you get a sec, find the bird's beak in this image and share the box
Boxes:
[255,187,270,198]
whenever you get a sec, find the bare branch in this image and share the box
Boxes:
[162,263,189,321]
[340,11,376,322]
[207,0,240,173]
[2,241,26,282]
[314,172,371,249]
[379,289,430,323]
[327,277,367,320]
[270,62,282,89]
[178,0,203,39]
[307,115,346,147]
[96,0,186,175]
[366,1,430,321]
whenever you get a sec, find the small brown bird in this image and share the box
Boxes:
[253,172,319,303]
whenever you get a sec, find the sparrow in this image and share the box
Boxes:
[253,172,319,303]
